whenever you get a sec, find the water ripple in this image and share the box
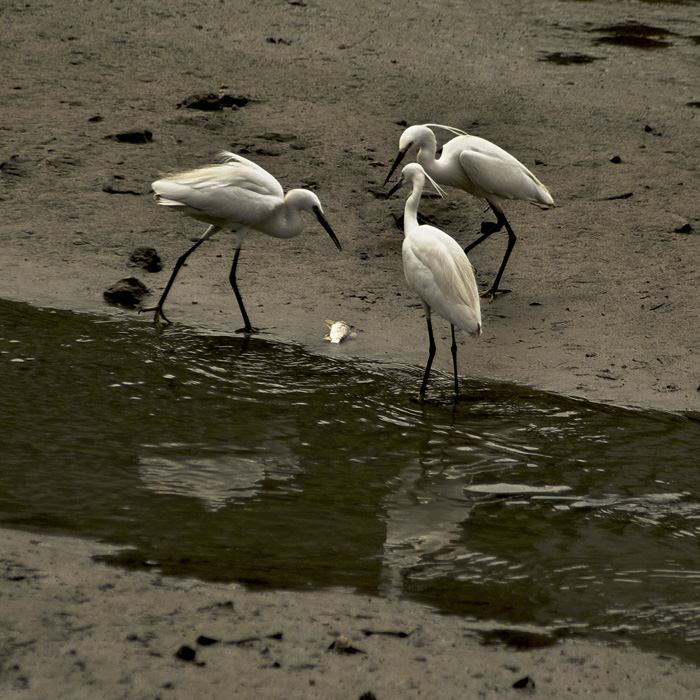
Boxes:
[2,300,700,661]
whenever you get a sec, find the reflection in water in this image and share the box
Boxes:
[139,447,302,511]
[2,299,700,661]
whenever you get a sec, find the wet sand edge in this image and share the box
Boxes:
[2,527,699,698]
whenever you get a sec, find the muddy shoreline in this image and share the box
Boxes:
[1,0,699,695]
[4,527,700,699]
[1,0,699,414]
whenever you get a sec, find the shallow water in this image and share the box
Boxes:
[2,299,700,661]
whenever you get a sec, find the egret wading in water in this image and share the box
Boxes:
[146,152,342,332]
[384,124,553,298]
[387,163,482,399]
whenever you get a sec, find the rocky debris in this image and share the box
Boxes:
[103,277,149,307]
[105,129,153,144]
[178,93,249,111]
[129,246,162,272]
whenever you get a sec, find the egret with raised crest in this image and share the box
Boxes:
[384,123,553,297]
[387,163,482,399]
[146,152,342,332]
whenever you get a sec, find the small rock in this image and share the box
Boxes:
[178,93,249,110]
[103,277,149,307]
[674,223,693,234]
[130,246,162,272]
[610,155,622,163]
[175,645,196,661]
[106,129,153,144]
[513,676,535,690]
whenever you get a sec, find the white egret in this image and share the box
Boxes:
[146,152,342,332]
[384,124,553,297]
[387,163,482,399]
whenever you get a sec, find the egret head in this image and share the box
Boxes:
[386,163,445,200]
[383,125,436,187]
[398,124,433,152]
[286,189,342,251]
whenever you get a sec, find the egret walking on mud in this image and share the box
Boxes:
[384,124,553,298]
[387,163,482,399]
[146,152,342,332]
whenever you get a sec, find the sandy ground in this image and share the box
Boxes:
[1,0,700,696]
[1,0,699,412]
[4,528,700,700]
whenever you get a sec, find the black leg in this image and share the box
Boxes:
[143,227,217,326]
[229,246,255,334]
[463,202,516,298]
[450,324,459,399]
[464,219,502,254]
[420,311,437,397]
[487,209,517,297]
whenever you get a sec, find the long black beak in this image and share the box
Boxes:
[385,175,406,200]
[314,207,342,251]
[383,147,409,187]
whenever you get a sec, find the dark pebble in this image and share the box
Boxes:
[175,645,196,661]
[106,129,153,144]
[674,223,693,234]
[103,277,149,307]
[178,93,249,110]
[513,675,536,690]
[130,246,162,272]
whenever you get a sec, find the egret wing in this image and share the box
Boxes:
[219,152,285,199]
[158,158,283,198]
[457,139,552,205]
[152,158,285,227]
[403,227,481,335]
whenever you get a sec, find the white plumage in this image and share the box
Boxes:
[147,152,341,331]
[388,163,482,399]
[385,124,553,297]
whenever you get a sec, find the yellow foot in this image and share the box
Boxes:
[140,306,173,327]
